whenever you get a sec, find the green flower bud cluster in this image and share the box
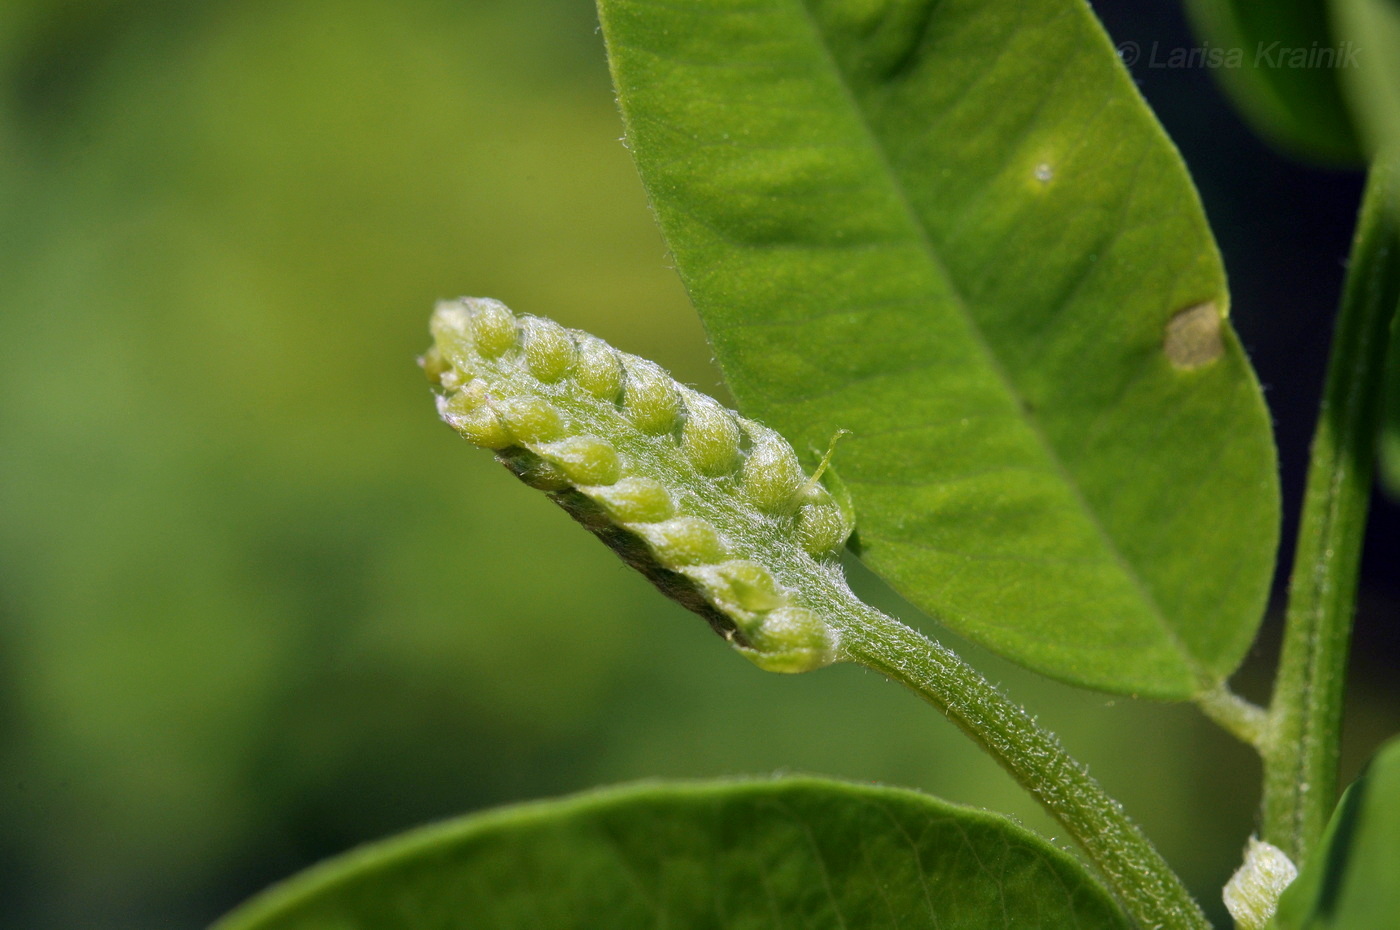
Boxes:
[424,297,855,673]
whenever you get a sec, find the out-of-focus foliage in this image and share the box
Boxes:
[1331,0,1400,160]
[1183,0,1361,164]
[0,3,1394,930]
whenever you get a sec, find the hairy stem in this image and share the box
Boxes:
[839,605,1210,930]
[1263,162,1399,865]
[1196,684,1270,751]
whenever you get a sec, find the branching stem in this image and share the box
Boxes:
[1196,685,1271,752]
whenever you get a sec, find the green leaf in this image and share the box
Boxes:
[1271,735,1400,929]
[598,0,1279,698]
[215,778,1130,930]
[1183,0,1361,163]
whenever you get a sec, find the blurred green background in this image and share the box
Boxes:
[1,2,1396,928]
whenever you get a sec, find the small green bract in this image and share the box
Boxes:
[424,297,854,672]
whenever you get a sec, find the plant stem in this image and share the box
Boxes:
[1262,162,1399,866]
[839,604,1210,930]
[1196,684,1270,751]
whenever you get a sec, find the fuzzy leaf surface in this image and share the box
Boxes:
[215,778,1130,930]
[599,0,1279,697]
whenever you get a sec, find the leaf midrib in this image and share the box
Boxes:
[784,0,1207,686]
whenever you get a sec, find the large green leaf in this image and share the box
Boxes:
[598,0,1279,697]
[1271,735,1400,929]
[1184,0,1361,163]
[216,778,1130,929]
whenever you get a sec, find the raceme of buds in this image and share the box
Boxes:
[424,297,855,673]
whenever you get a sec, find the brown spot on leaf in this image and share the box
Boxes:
[1164,302,1223,369]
